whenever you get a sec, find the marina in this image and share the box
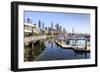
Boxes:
[24,11,91,62]
[55,40,90,52]
[24,36,90,61]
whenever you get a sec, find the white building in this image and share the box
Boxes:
[24,23,40,36]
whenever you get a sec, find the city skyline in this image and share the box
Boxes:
[24,11,90,34]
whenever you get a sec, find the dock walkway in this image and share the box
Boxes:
[24,36,47,45]
[55,40,90,52]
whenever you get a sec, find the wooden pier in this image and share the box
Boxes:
[24,35,47,45]
[55,40,90,52]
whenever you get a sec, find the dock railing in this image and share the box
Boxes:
[24,35,47,45]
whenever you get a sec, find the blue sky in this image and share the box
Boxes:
[24,11,90,33]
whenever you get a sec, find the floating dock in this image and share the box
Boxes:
[55,40,72,48]
[55,40,90,52]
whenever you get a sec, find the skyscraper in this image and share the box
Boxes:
[55,23,59,31]
[42,22,45,29]
[38,20,41,28]
[63,28,66,34]
[51,22,53,30]
[27,18,32,23]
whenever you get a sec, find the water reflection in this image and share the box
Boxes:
[36,39,90,61]
[24,38,90,62]
[24,41,46,62]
